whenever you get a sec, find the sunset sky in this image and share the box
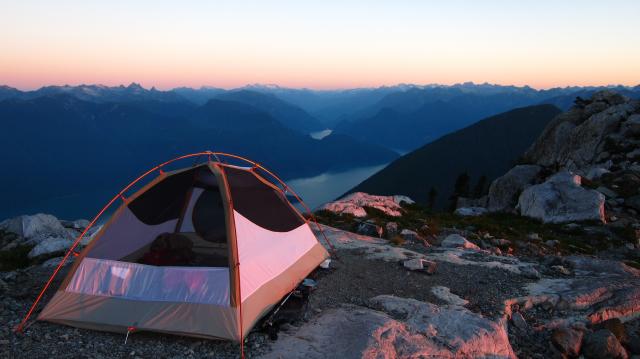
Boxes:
[1,0,639,90]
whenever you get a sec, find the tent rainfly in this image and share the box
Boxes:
[17,152,331,343]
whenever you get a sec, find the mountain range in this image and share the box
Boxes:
[3,82,638,152]
[2,81,639,218]
[333,84,640,152]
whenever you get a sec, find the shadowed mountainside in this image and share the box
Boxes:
[348,104,562,208]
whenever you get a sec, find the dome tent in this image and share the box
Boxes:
[17,152,331,343]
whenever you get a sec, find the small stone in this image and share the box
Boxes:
[551,265,571,275]
[511,312,529,331]
[551,327,584,357]
[441,234,480,250]
[402,258,437,274]
[520,266,541,279]
[545,240,559,248]
[400,229,421,242]
[424,260,438,274]
[527,233,541,241]
[491,238,511,247]
[385,222,399,238]
[403,258,424,271]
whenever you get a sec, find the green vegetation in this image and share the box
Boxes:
[0,244,32,271]
[0,229,33,271]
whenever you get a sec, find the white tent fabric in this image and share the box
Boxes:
[234,210,318,301]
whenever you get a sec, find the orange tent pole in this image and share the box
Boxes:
[15,150,336,333]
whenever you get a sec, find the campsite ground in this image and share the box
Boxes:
[2,220,640,358]
[2,245,528,359]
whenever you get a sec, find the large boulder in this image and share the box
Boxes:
[518,171,605,223]
[319,192,413,218]
[487,165,542,212]
[0,213,72,245]
[27,237,74,259]
[262,296,515,359]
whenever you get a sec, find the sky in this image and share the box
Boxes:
[1,0,639,90]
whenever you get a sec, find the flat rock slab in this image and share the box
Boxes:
[261,295,515,359]
[315,225,538,277]
[518,256,640,328]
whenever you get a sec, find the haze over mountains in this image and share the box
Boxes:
[1,81,639,218]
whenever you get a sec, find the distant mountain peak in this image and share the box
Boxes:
[126,82,145,91]
[242,83,284,90]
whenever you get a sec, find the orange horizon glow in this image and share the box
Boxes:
[1,1,639,91]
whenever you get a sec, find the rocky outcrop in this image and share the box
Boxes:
[524,91,639,170]
[263,295,516,359]
[484,91,640,228]
[517,170,606,223]
[517,256,640,328]
[319,192,414,218]
[0,214,72,246]
[488,165,542,212]
[0,213,94,264]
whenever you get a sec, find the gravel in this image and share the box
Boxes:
[308,249,532,319]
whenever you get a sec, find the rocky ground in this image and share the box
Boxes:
[1,213,640,358]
